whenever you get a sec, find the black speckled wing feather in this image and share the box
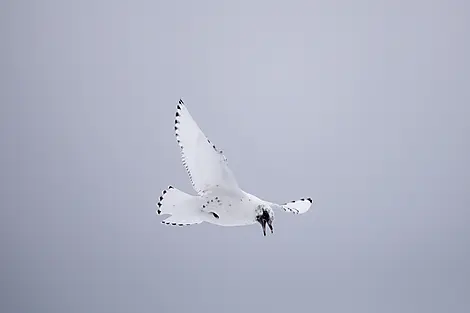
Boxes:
[174,99,240,196]
[268,197,313,215]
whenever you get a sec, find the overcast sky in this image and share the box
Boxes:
[1,1,469,312]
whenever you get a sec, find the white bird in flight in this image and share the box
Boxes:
[156,99,313,236]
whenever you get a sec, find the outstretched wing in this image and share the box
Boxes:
[174,99,239,196]
[269,198,313,215]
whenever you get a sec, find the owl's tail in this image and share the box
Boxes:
[156,186,205,226]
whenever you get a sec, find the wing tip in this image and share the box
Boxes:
[293,197,313,203]
[281,197,314,214]
[177,98,185,110]
[156,185,176,215]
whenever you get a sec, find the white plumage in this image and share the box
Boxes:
[156,99,313,236]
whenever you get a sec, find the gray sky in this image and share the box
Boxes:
[1,1,469,312]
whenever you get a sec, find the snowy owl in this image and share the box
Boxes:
[156,99,313,236]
